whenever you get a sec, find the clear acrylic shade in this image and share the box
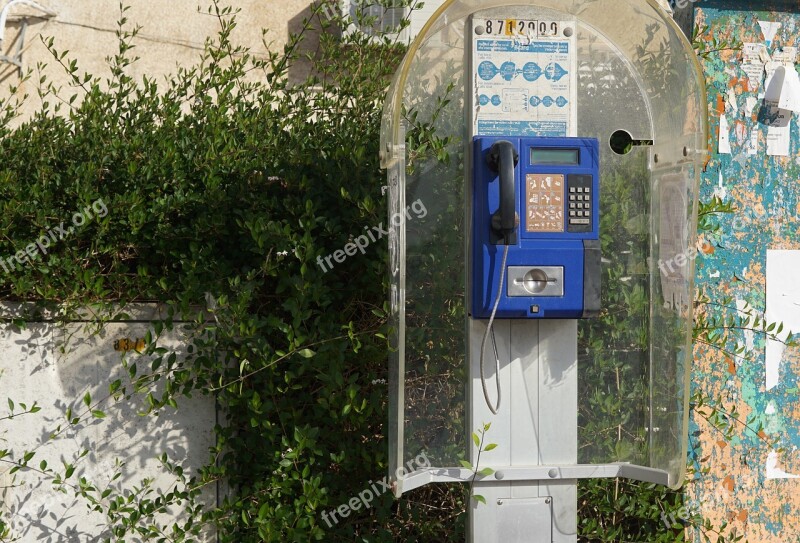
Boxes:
[381,0,707,490]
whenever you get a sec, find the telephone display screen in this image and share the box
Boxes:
[530,148,580,165]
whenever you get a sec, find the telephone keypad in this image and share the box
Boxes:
[567,174,593,231]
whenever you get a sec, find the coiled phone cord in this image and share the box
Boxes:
[480,244,509,415]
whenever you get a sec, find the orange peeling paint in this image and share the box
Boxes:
[723,475,735,492]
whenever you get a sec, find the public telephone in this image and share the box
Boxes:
[471,135,601,320]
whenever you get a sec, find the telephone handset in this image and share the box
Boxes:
[487,140,519,245]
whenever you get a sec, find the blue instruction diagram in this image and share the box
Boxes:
[478,94,569,108]
[471,27,577,138]
[477,61,569,82]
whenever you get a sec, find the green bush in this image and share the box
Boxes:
[0,2,456,541]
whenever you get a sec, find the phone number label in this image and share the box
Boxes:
[476,19,562,38]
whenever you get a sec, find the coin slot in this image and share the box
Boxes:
[517,269,551,294]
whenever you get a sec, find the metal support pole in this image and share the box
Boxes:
[469,319,577,543]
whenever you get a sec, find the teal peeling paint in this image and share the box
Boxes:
[694,2,800,540]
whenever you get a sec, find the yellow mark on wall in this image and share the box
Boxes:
[113,338,145,353]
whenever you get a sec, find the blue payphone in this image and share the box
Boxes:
[471,136,601,320]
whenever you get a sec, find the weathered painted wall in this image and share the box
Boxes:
[0,0,318,122]
[692,2,800,541]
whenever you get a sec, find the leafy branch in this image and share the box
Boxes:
[460,423,497,505]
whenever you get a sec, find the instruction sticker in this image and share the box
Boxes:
[471,18,577,138]
[526,174,564,233]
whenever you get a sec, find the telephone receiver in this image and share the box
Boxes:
[486,140,519,245]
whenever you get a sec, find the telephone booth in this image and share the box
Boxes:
[380,1,707,540]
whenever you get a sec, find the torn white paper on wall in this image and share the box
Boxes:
[767,451,800,479]
[762,48,795,100]
[771,46,797,65]
[745,96,758,117]
[726,87,739,115]
[765,250,800,391]
[758,20,782,46]
[748,127,758,154]
[778,66,800,113]
[764,61,782,99]
[765,63,785,101]
[719,115,731,154]
[767,120,791,156]
[742,43,768,91]
[764,67,793,156]
[714,169,727,200]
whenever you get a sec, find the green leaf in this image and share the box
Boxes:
[472,432,480,448]
[297,348,316,358]
[7,398,13,412]
[83,392,91,407]
[478,467,495,476]
[459,460,473,469]
[473,494,487,505]
[483,443,498,451]
[91,410,106,419]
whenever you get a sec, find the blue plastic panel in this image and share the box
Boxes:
[471,136,599,318]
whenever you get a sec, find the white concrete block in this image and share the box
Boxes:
[0,316,217,542]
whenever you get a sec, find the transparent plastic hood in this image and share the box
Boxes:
[382,0,707,490]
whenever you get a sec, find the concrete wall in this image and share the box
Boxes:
[0,0,317,121]
[0,306,216,541]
